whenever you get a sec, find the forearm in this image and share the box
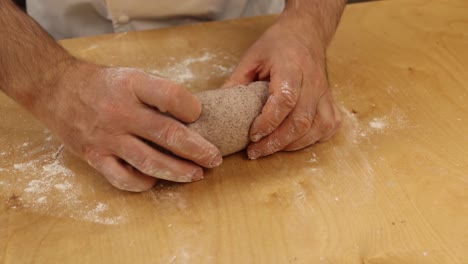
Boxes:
[281,0,346,51]
[0,0,76,111]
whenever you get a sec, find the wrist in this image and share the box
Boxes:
[275,14,327,63]
[25,57,101,130]
[279,0,345,52]
[278,10,327,54]
[22,56,81,113]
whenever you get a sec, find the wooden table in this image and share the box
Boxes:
[1,0,467,263]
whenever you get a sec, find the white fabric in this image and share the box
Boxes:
[27,0,285,39]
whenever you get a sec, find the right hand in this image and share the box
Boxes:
[38,61,222,192]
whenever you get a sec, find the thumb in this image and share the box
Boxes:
[222,52,261,88]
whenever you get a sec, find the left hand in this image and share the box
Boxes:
[224,18,342,160]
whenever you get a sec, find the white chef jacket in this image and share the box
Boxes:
[27,0,285,39]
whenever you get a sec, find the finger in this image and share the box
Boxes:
[134,75,201,123]
[247,82,315,159]
[249,66,303,142]
[284,93,338,151]
[129,108,222,168]
[222,51,261,88]
[89,155,157,192]
[319,101,342,142]
[113,135,204,183]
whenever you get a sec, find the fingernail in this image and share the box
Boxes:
[209,153,223,167]
[191,168,204,181]
[251,133,264,143]
[248,149,261,160]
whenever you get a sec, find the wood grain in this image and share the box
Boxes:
[0,0,467,263]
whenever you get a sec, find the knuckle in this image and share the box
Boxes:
[157,84,178,111]
[138,155,157,175]
[160,123,186,148]
[277,88,297,110]
[131,178,157,192]
[321,119,335,132]
[83,146,103,167]
[138,179,157,191]
[292,115,313,135]
[108,177,132,191]
[197,149,215,164]
[305,134,319,146]
[110,178,145,192]
[109,167,156,192]
[266,138,284,153]
[261,116,281,135]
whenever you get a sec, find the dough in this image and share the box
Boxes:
[187,82,269,156]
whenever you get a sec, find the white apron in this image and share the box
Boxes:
[27,0,284,39]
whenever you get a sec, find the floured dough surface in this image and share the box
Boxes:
[187,82,269,156]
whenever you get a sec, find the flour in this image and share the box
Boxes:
[306,153,318,163]
[83,202,124,225]
[54,182,73,192]
[94,202,108,212]
[148,50,234,85]
[79,44,100,53]
[1,141,126,226]
[300,102,410,209]
[369,117,388,130]
[24,179,46,193]
[36,196,47,204]
[43,160,73,177]
[301,106,376,206]
[14,161,39,172]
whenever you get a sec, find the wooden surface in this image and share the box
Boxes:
[1,0,467,263]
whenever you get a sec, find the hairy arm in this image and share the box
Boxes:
[0,0,222,191]
[281,0,347,50]
[0,0,75,113]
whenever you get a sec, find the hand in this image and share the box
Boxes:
[38,61,222,192]
[224,18,342,159]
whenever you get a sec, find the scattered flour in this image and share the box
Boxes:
[83,202,124,225]
[301,105,387,206]
[1,142,126,225]
[369,117,388,130]
[307,153,318,163]
[24,179,45,193]
[148,50,234,85]
[14,161,39,172]
[43,160,73,177]
[36,196,47,204]
[54,182,73,192]
[95,202,108,212]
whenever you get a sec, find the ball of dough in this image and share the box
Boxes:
[187,82,269,156]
